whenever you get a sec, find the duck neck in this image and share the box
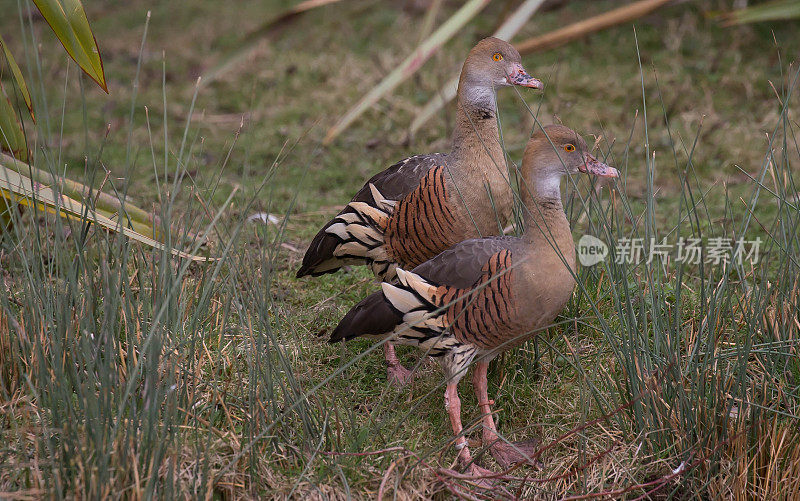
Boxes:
[520,172,569,246]
[450,82,503,167]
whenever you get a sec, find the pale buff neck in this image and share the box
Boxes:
[519,172,571,247]
[449,82,504,169]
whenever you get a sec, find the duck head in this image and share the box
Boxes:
[525,125,619,180]
[520,125,618,200]
[460,37,543,91]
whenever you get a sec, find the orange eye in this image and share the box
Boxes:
[492,52,503,61]
[564,144,575,152]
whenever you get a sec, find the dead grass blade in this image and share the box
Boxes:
[202,0,346,87]
[0,165,214,261]
[515,0,673,54]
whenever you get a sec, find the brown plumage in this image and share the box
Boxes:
[433,249,518,350]
[297,38,542,281]
[298,37,543,383]
[383,166,459,268]
[330,125,619,476]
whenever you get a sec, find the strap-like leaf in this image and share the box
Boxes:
[0,35,34,121]
[1,152,159,234]
[721,0,800,25]
[32,0,108,92]
[0,165,212,261]
[0,84,27,161]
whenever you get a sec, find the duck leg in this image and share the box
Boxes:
[384,343,413,385]
[472,360,542,469]
[444,382,496,480]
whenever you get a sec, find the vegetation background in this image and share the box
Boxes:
[1,0,798,498]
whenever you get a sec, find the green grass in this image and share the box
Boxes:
[2,0,800,498]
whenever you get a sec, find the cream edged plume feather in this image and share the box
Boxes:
[381,269,446,332]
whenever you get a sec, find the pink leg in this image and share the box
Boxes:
[384,342,413,386]
[472,360,541,469]
[444,382,495,480]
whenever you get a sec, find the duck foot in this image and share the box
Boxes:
[462,463,499,488]
[488,437,544,470]
[384,343,413,386]
[386,362,413,386]
[438,462,500,489]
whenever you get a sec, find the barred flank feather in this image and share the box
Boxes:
[381,268,478,374]
[296,182,398,279]
[331,249,516,378]
[383,251,518,350]
[384,166,459,269]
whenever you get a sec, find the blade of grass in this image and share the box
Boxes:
[32,0,107,92]
[0,34,34,120]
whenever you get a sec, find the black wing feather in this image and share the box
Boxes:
[329,292,401,342]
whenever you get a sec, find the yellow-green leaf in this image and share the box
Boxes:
[0,84,27,162]
[1,152,158,231]
[0,35,34,121]
[0,165,212,261]
[721,0,800,25]
[32,0,108,92]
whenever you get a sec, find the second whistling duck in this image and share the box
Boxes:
[330,125,619,476]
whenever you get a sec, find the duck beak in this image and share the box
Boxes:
[579,153,619,178]
[507,63,543,89]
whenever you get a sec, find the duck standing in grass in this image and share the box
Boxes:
[330,125,618,475]
[297,37,543,383]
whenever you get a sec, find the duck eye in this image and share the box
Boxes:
[564,144,575,152]
[492,52,503,61]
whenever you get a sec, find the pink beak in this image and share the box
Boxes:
[579,153,619,178]
[507,63,543,89]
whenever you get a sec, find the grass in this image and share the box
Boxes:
[1,0,800,498]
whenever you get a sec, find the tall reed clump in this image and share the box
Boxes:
[0,14,325,499]
[546,54,800,496]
